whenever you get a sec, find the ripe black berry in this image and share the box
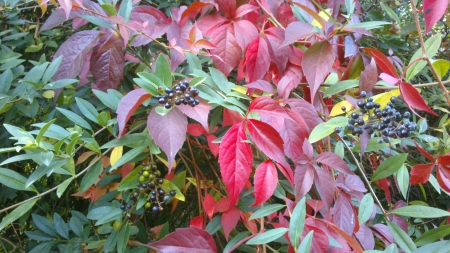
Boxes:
[349,118,356,125]
[347,124,354,130]
[163,196,169,202]
[383,136,390,143]
[351,112,359,119]
[157,178,164,184]
[403,111,411,118]
[367,97,374,102]
[164,102,172,109]
[120,205,126,210]
[390,96,397,103]
[165,87,173,93]
[152,206,159,213]
[341,106,346,111]
[126,204,132,209]
[170,190,176,196]
[357,101,366,108]
[335,127,341,133]
[360,91,367,98]
[378,138,383,143]
[357,119,364,125]
[158,189,165,196]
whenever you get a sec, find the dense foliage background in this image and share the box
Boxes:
[0,0,450,252]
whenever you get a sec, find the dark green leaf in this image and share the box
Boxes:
[206,215,222,234]
[57,107,93,131]
[0,199,38,230]
[26,158,69,188]
[154,54,171,87]
[29,242,53,253]
[104,230,119,252]
[85,240,106,250]
[75,98,99,123]
[358,194,374,224]
[415,225,450,246]
[69,216,83,237]
[87,206,115,220]
[118,222,130,253]
[389,205,450,218]
[386,220,417,253]
[43,79,79,89]
[95,208,122,226]
[25,230,54,241]
[53,213,69,239]
[80,160,103,193]
[42,55,63,84]
[246,228,288,245]
[32,213,58,237]
[0,167,38,192]
[289,197,306,250]
[371,153,408,182]
[324,80,359,97]
[223,231,250,253]
[57,177,73,198]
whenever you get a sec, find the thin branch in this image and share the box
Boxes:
[255,0,285,29]
[409,0,450,105]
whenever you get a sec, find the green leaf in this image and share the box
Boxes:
[42,55,63,84]
[0,198,38,230]
[118,166,141,191]
[26,158,69,188]
[28,242,53,253]
[415,225,450,246]
[309,116,347,143]
[104,230,119,252]
[209,67,234,94]
[25,230,54,241]
[85,240,106,250]
[395,165,409,200]
[161,179,185,201]
[76,98,99,123]
[53,213,69,239]
[189,76,206,87]
[81,15,114,29]
[386,220,417,253]
[358,194,374,224]
[3,32,29,40]
[0,167,38,192]
[57,177,74,198]
[345,0,355,15]
[69,216,83,237]
[117,222,130,253]
[206,215,222,234]
[1,153,36,166]
[249,204,286,220]
[432,59,450,79]
[57,107,93,131]
[80,160,103,193]
[136,72,163,94]
[0,59,25,71]
[118,0,132,23]
[353,137,401,152]
[36,119,56,145]
[154,54,172,87]
[223,231,250,253]
[0,69,13,94]
[345,21,391,30]
[101,133,149,149]
[101,4,117,16]
[43,79,79,89]
[109,146,146,171]
[405,34,441,81]
[32,213,58,237]
[92,89,120,111]
[289,197,306,250]
[65,136,80,155]
[371,153,408,182]
[411,240,450,253]
[380,2,400,24]
[297,230,314,253]
[389,205,450,218]
[324,80,359,97]
[87,206,115,220]
[95,209,122,226]
[246,228,289,245]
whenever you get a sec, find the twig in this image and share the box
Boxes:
[255,0,285,29]
[409,0,450,105]
[337,135,387,216]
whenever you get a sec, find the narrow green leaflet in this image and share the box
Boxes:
[209,67,235,94]
[162,179,185,201]
[289,197,306,251]
[324,80,359,97]
[109,146,146,171]
[395,165,409,200]
[56,107,93,131]
[101,4,117,16]
[389,205,450,218]
[92,89,120,111]
[75,98,99,123]
[297,230,314,253]
[309,116,347,143]
[137,72,163,92]
[1,153,37,166]
[0,167,38,192]
[36,119,56,145]
[154,54,172,87]
[118,0,132,23]
[386,220,417,253]
[87,206,115,220]
[42,55,62,84]
[104,230,119,252]
[53,213,69,239]
[117,222,130,253]
[371,153,408,182]
[223,231,250,253]
[405,34,441,81]
[26,158,69,188]
[345,21,390,30]
[85,240,106,250]
[411,240,450,253]
[249,204,286,220]
[246,228,289,245]
[206,215,222,234]
[0,198,38,230]
[415,225,450,246]
[358,194,374,224]
[57,177,74,198]
[95,209,122,226]
[32,213,58,237]
[380,3,400,24]
[80,160,103,193]
[118,166,141,191]
[353,138,401,152]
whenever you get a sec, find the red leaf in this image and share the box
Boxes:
[90,31,125,91]
[313,165,335,210]
[344,35,359,58]
[294,164,314,200]
[217,0,236,19]
[355,225,375,250]
[400,82,438,116]
[252,160,278,206]
[414,140,435,162]
[129,6,171,47]
[265,28,289,74]
[233,20,258,51]
[359,58,378,93]
[305,224,329,253]
[247,119,288,169]
[302,40,336,103]
[437,167,450,193]
[196,14,228,36]
[215,197,231,213]
[177,102,212,132]
[187,123,206,136]
[249,96,289,119]
[202,193,216,220]
[345,175,367,193]
[221,205,240,241]
[180,2,211,26]
[314,152,354,175]
[53,31,100,81]
[117,89,152,136]
[58,0,72,19]
[190,215,204,229]
[423,0,449,33]
[206,135,219,157]
[281,21,316,47]
[280,108,310,160]
[245,37,270,83]
[334,194,355,235]
[218,123,253,205]
[320,220,365,253]
[223,108,244,126]
[210,24,242,76]
[235,4,259,18]
[379,73,400,85]
[244,80,275,94]
[362,48,398,78]
[277,65,303,100]
[286,98,321,132]
[149,226,217,253]
[147,108,188,172]
[438,155,450,166]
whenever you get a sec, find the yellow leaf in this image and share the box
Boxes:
[156,155,177,169]
[110,146,123,166]
[231,86,248,94]
[372,89,401,108]
[42,90,54,99]
[330,100,353,116]
[312,9,331,28]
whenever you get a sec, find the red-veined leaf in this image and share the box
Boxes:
[302,40,336,103]
[206,135,219,157]
[235,4,259,18]
[277,65,303,100]
[438,155,450,166]
[223,108,244,126]
[244,80,275,94]
[423,0,449,33]
[222,205,240,241]
[334,194,355,235]
[216,197,231,213]
[280,108,310,161]
[294,164,314,200]
[252,160,278,206]
[363,48,398,78]
[149,226,217,253]
[265,28,289,74]
[53,30,100,81]
[117,89,152,136]
[147,108,188,172]
[245,37,270,83]
[187,123,205,136]
[314,165,335,210]
[314,152,353,174]
[359,58,378,93]
[280,21,316,47]
[286,98,321,132]
[247,119,288,169]
[177,102,212,132]
[414,140,435,162]
[128,6,171,47]
[90,30,125,91]
[202,193,216,220]
[400,82,438,116]
[210,24,241,76]
[233,20,258,51]
[196,14,228,36]
[248,96,289,119]
[275,162,294,187]
[217,0,236,19]
[190,215,204,229]
[218,123,253,205]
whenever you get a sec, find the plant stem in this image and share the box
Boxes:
[255,0,285,29]
[409,0,450,105]
[337,135,387,216]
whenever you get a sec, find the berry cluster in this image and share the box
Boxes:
[120,162,176,213]
[336,91,417,143]
[156,81,200,109]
